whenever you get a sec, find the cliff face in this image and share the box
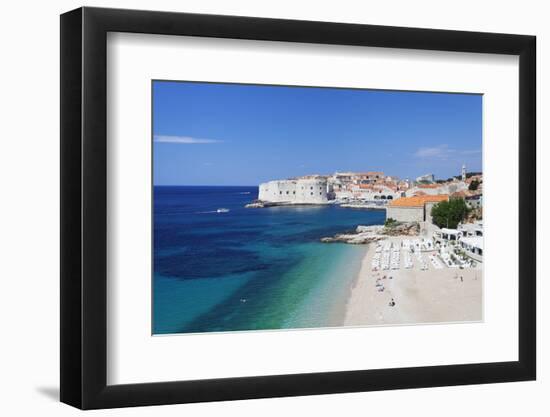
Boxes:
[321,222,420,244]
[382,222,420,236]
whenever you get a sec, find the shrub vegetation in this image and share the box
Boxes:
[384,217,398,227]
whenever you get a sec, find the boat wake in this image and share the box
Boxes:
[196,208,230,214]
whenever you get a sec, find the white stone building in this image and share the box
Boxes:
[415,173,435,183]
[258,178,328,204]
[350,184,402,202]
[465,194,483,209]
[406,181,468,197]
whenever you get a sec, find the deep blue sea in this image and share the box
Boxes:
[153,186,385,334]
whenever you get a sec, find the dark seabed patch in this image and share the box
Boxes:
[153,186,385,334]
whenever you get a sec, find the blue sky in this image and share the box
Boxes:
[153,81,482,186]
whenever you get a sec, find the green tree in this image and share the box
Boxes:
[430,198,470,229]
[385,217,398,227]
[468,179,480,191]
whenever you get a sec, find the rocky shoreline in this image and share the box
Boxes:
[320,222,420,244]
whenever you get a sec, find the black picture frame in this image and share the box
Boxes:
[60,6,536,410]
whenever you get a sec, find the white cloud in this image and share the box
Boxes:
[414,144,481,160]
[154,135,222,144]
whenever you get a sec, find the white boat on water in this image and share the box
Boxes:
[217,208,230,213]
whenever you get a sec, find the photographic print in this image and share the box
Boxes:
[153,81,483,335]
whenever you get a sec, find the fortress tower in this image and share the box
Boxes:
[258,178,328,204]
[461,163,466,181]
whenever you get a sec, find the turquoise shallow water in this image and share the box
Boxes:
[153,186,384,334]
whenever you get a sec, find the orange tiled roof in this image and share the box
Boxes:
[418,184,440,189]
[389,194,449,207]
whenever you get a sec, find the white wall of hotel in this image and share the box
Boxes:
[459,236,483,262]
[458,221,484,237]
[258,178,328,204]
[435,222,484,262]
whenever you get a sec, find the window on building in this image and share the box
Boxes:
[310,192,313,195]
[310,186,313,190]
[279,191,282,194]
[286,191,289,194]
[319,192,322,195]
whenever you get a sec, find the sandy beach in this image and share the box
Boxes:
[343,236,482,327]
